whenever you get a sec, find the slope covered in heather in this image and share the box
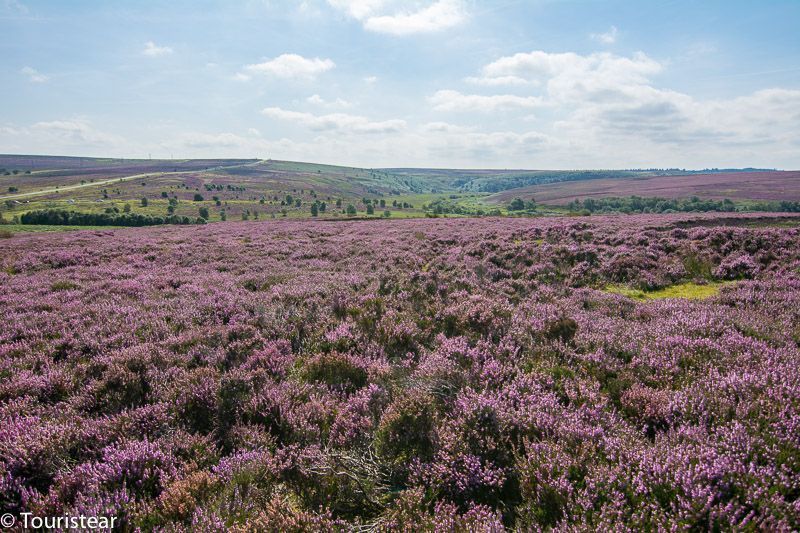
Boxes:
[1,214,799,530]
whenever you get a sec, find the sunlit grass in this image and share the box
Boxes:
[604,281,730,300]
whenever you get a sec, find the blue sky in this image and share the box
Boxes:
[2,0,799,168]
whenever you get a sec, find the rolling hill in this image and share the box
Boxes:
[2,155,797,225]
[487,171,800,205]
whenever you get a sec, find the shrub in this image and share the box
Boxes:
[543,317,578,343]
[158,470,220,523]
[300,353,368,393]
[715,253,758,280]
[375,394,436,470]
[508,198,525,211]
[50,280,79,291]
[172,368,220,434]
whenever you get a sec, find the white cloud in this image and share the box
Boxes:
[306,94,352,108]
[429,89,544,112]
[421,121,475,133]
[327,0,387,19]
[21,66,48,83]
[142,41,173,57]
[591,26,618,44]
[0,119,128,156]
[30,120,125,147]
[364,75,378,84]
[464,75,532,87]
[468,50,662,100]
[242,53,335,80]
[262,106,406,134]
[430,49,800,168]
[328,0,467,35]
[2,0,28,14]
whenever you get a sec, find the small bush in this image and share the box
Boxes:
[375,394,436,468]
[543,317,578,343]
[715,253,758,280]
[300,353,368,393]
[50,280,79,291]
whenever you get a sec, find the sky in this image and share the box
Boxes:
[2,0,799,169]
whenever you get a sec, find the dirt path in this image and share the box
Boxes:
[0,161,264,201]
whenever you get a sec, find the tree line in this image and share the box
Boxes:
[566,196,800,214]
[20,209,206,227]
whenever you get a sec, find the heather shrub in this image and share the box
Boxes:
[299,353,368,393]
[50,279,79,291]
[329,384,388,448]
[91,357,152,413]
[2,215,799,530]
[171,368,220,434]
[380,487,504,532]
[715,252,759,279]
[543,316,578,343]
[375,394,437,481]
[227,496,343,532]
[158,470,220,523]
[682,252,715,279]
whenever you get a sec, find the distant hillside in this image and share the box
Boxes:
[0,156,433,222]
[381,167,775,194]
[2,155,792,224]
[488,171,800,205]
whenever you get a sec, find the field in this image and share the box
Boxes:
[7,157,798,227]
[1,213,799,530]
[0,156,448,222]
[488,171,800,206]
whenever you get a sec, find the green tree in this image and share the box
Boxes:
[123,203,131,213]
[310,203,319,217]
[140,197,149,207]
[366,204,375,215]
[220,210,226,221]
[198,206,209,219]
[193,193,204,201]
[508,198,525,211]
[346,204,357,216]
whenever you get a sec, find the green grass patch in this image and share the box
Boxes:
[604,281,729,300]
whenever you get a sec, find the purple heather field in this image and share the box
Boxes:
[1,214,799,531]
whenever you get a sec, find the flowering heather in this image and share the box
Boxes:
[1,213,799,530]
